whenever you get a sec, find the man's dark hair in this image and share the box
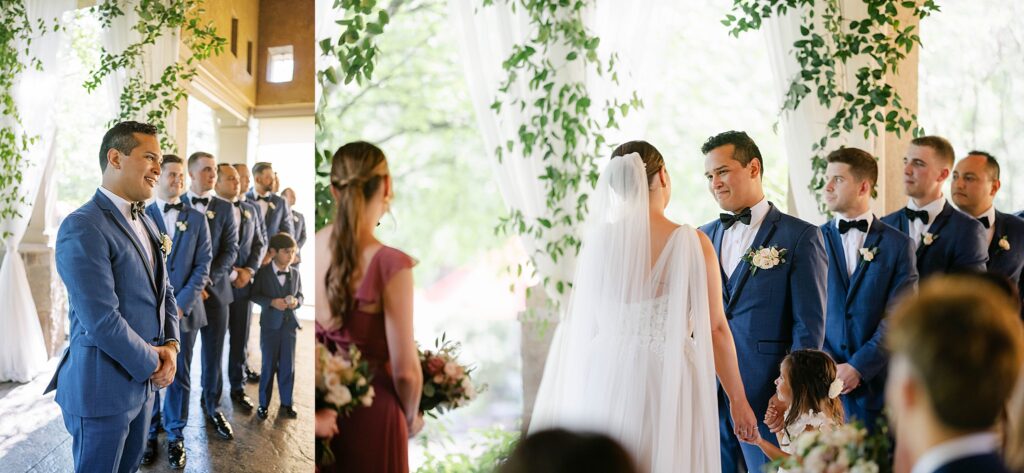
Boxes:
[967,150,1000,181]
[911,135,955,167]
[161,154,183,169]
[252,161,273,177]
[826,147,878,186]
[98,121,158,172]
[701,130,763,176]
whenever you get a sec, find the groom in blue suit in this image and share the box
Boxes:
[183,151,239,440]
[46,121,180,473]
[951,152,1024,312]
[819,148,918,433]
[142,154,212,468]
[698,131,827,473]
[881,136,987,279]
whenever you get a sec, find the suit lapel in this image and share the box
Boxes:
[711,223,730,303]
[987,212,1005,259]
[823,223,850,290]
[916,202,953,260]
[846,218,883,305]
[168,211,189,263]
[96,191,157,294]
[726,204,781,313]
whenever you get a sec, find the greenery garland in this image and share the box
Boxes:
[725,0,938,215]
[86,0,225,152]
[485,0,642,300]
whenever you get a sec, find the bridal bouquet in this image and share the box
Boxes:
[419,333,484,416]
[773,423,890,473]
[315,342,374,416]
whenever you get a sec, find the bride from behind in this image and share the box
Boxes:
[529,141,757,472]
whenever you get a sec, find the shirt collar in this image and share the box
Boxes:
[908,195,946,222]
[273,261,290,274]
[976,205,996,224]
[98,186,133,221]
[742,197,770,228]
[911,432,998,473]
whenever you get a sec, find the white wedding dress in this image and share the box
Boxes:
[529,154,721,472]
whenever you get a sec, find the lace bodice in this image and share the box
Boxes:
[595,296,695,358]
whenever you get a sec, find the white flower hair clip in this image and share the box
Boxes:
[828,378,845,399]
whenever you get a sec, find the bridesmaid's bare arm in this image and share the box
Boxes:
[382,266,423,431]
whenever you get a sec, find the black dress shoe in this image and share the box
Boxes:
[141,439,158,465]
[245,367,260,383]
[280,405,298,418]
[167,440,186,469]
[256,406,268,420]
[231,390,255,410]
[208,412,234,440]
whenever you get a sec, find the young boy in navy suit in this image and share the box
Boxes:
[252,232,303,419]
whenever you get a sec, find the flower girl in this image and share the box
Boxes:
[744,349,846,468]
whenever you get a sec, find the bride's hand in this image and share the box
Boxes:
[730,399,758,443]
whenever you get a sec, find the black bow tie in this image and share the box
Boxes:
[719,208,752,230]
[838,219,869,234]
[191,196,209,206]
[978,216,991,229]
[233,201,243,208]
[277,270,289,277]
[130,201,146,220]
[163,202,183,213]
[903,207,930,224]
[257,195,272,202]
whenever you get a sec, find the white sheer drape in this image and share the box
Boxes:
[449,0,666,304]
[763,1,875,224]
[101,4,180,136]
[0,0,75,383]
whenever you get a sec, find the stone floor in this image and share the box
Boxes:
[0,309,315,473]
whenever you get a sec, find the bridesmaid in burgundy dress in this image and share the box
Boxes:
[315,142,424,473]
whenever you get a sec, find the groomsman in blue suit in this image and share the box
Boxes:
[951,152,1024,304]
[881,136,987,279]
[46,121,180,473]
[234,162,266,382]
[142,154,212,468]
[819,147,918,433]
[183,151,238,440]
[215,163,265,410]
[698,131,828,473]
[281,187,306,268]
[247,162,293,241]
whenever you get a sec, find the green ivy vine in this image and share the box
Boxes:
[485,0,642,300]
[725,0,938,215]
[0,2,59,239]
[86,0,226,152]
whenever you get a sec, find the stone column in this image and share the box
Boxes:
[518,285,559,433]
[875,9,920,215]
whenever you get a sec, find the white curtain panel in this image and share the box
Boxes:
[763,1,876,224]
[101,2,180,138]
[0,0,75,383]
[449,0,666,305]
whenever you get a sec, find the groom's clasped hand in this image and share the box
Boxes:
[150,344,178,389]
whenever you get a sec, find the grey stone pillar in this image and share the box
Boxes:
[518,286,559,433]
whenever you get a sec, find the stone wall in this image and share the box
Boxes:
[3,244,68,358]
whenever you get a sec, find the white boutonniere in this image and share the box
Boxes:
[268,201,277,210]
[175,220,188,232]
[921,231,937,246]
[742,245,788,275]
[160,233,172,254]
[859,246,878,263]
[243,209,252,220]
[293,214,299,223]
[999,235,1011,252]
[206,210,215,220]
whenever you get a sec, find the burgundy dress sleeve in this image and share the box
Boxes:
[354,246,416,304]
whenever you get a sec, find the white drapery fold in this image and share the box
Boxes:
[0,0,76,383]
[449,0,666,304]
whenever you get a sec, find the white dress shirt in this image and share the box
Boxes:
[836,211,874,276]
[153,197,181,240]
[99,186,154,268]
[273,261,290,287]
[975,206,996,246]
[910,432,999,473]
[906,196,947,250]
[185,189,214,215]
[721,197,771,279]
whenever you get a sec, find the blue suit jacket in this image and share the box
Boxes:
[292,210,307,249]
[931,453,1010,473]
[820,217,917,410]
[146,202,213,331]
[183,195,238,305]
[251,265,303,330]
[246,189,294,237]
[46,190,178,417]
[700,203,827,416]
[232,199,266,300]
[881,201,987,279]
[988,210,1024,286]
